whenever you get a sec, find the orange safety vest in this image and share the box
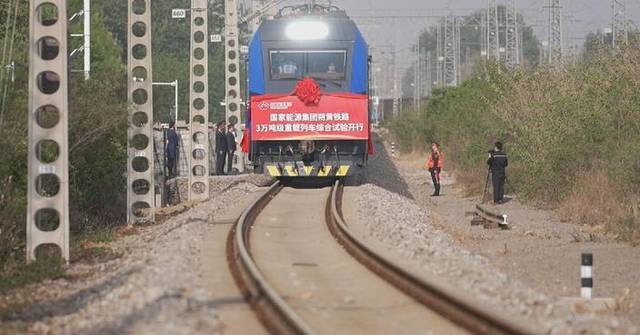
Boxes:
[426,150,444,170]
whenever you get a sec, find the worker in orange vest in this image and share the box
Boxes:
[426,142,444,196]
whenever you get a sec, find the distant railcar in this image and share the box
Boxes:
[242,4,372,179]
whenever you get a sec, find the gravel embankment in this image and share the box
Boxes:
[0,182,266,335]
[166,174,273,205]
[354,183,635,334]
[355,134,636,334]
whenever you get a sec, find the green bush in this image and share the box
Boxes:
[388,48,640,237]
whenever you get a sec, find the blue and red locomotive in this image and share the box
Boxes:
[242,4,373,178]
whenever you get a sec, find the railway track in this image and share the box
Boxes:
[227,182,314,334]
[227,180,539,335]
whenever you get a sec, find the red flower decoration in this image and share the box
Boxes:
[294,77,322,105]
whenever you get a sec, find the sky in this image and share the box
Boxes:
[340,0,640,40]
[253,0,640,69]
[243,0,640,98]
[341,0,640,65]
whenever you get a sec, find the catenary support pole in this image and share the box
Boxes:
[225,0,245,173]
[188,0,209,201]
[27,0,71,262]
[83,0,90,79]
[127,0,155,224]
[548,0,562,64]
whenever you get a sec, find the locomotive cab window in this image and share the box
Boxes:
[269,50,346,81]
[270,51,304,80]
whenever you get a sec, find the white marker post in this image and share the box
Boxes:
[501,214,509,229]
[581,253,593,299]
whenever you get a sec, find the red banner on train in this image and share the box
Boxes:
[250,93,369,141]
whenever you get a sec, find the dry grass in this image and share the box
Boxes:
[558,168,640,244]
[558,169,623,226]
[453,168,487,197]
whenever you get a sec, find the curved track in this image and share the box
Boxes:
[227,181,314,334]
[327,181,539,335]
[227,181,539,335]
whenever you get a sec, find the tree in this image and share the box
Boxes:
[400,7,540,99]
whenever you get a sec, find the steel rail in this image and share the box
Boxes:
[326,180,541,335]
[475,204,507,223]
[227,181,317,335]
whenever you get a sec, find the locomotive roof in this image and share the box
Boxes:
[257,16,360,42]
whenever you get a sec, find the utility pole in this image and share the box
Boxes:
[416,41,421,111]
[83,0,90,79]
[481,7,488,59]
[28,0,70,261]
[69,0,91,79]
[127,0,155,224]
[464,46,471,81]
[413,45,420,109]
[443,14,457,87]
[612,0,628,49]
[547,0,562,64]
[420,47,426,99]
[505,0,520,66]
[391,44,398,116]
[436,19,443,88]
[487,0,499,60]
[425,50,432,97]
[189,0,209,201]
[225,0,244,172]
[455,17,461,84]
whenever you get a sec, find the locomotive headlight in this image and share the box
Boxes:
[285,21,329,40]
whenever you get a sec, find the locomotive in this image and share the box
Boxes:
[242,4,373,178]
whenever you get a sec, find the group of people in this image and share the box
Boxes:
[215,121,237,175]
[425,141,508,205]
[162,121,238,179]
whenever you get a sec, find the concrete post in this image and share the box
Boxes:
[225,0,244,173]
[127,0,155,223]
[189,0,210,201]
[27,0,71,262]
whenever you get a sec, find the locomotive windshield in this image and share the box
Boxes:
[269,50,346,81]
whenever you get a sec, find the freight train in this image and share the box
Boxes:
[242,4,373,179]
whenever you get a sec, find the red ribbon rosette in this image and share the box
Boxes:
[294,77,322,105]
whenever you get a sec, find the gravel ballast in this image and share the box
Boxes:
[0,182,267,335]
[352,183,635,334]
[165,174,274,205]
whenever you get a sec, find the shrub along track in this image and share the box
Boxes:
[227,180,539,335]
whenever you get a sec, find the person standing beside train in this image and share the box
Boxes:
[426,142,444,196]
[165,121,179,179]
[215,121,228,175]
[226,124,237,175]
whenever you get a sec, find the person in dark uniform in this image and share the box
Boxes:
[165,121,179,178]
[487,141,508,204]
[215,121,227,175]
[226,124,237,175]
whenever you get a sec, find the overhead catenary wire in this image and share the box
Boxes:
[1,0,14,95]
[0,0,21,133]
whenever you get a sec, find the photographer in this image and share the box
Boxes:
[426,142,444,196]
[487,141,508,204]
